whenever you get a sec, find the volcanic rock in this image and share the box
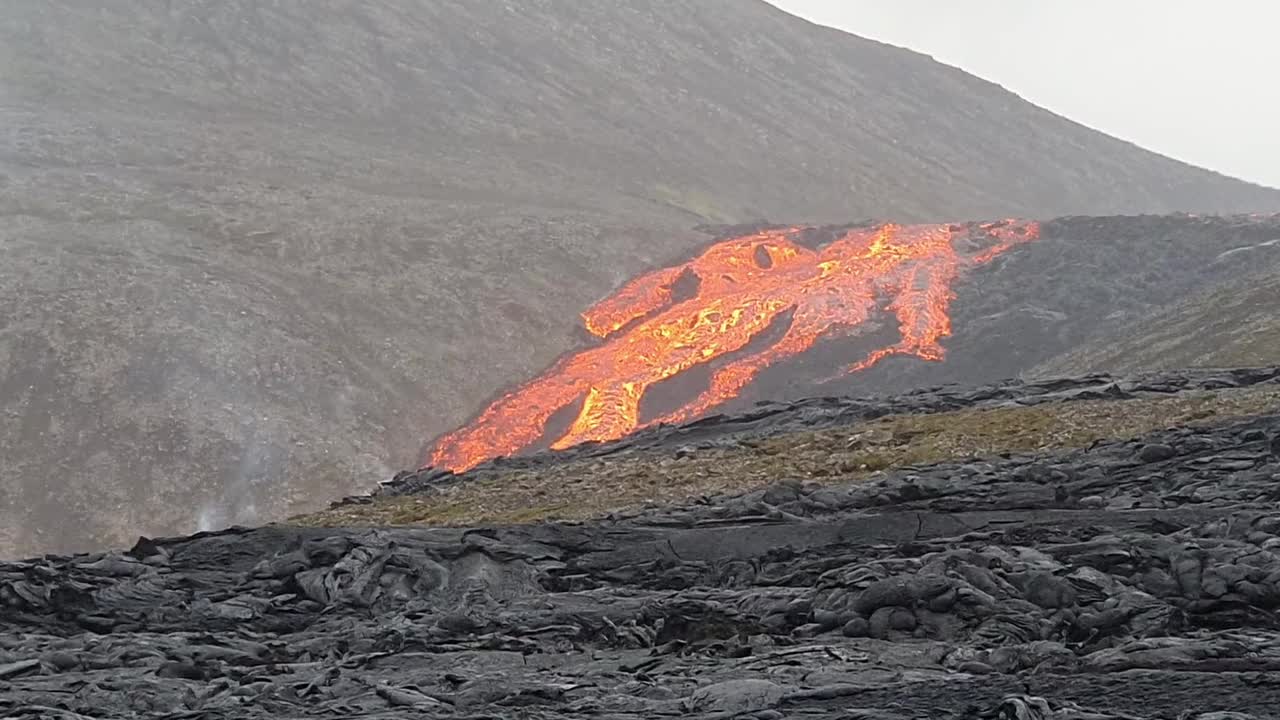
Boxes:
[1138,444,1178,463]
[5,369,1280,716]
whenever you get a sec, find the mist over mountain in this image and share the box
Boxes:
[3,0,1278,558]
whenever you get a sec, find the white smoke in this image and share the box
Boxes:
[191,418,275,534]
[196,502,222,533]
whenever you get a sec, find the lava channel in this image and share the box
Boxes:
[425,219,1041,472]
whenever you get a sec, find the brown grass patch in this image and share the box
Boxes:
[290,384,1280,529]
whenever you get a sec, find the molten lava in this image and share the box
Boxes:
[426,219,1040,472]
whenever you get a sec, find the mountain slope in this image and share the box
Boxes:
[6,1,1278,222]
[3,0,1279,558]
[1033,257,1280,375]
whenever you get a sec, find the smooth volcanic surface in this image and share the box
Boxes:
[4,0,1280,557]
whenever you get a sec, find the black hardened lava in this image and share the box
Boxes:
[5,368,1280,718]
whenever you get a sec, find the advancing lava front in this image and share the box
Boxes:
[427,219,1041,471]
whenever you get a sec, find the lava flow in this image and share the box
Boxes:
[426,219,1040,472]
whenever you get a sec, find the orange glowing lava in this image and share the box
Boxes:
[426,219,1040,472]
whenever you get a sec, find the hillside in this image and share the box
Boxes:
[4,0,1280,558]
[1033,259,1280,375]
[7,367,1280,718]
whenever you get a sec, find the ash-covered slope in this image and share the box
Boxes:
[6,1,1277,221]
[6,368,1280,718]
[4,1,1280,559]
[1033,258,1280,376]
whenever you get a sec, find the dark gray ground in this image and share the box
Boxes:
[6,368,1280,718]
[6,0,1280,559]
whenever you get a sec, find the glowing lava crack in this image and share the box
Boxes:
[426,220,1041,472]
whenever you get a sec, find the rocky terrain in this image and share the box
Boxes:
[5,367,1280,718]
[6,1,1280,558]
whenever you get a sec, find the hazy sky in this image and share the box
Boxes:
[768,0,1280,189]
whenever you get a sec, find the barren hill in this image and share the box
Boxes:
[1032,256,1280,376]
[4,0,1280,558]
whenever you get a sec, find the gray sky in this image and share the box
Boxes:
[768,0,1280,189]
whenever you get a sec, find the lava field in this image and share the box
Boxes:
[5,368,1280,718]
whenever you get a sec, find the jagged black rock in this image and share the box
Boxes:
[5,368,1280,718]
